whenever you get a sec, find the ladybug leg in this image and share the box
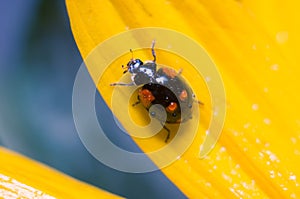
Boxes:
[110,82,135,86]
[132,93,141,107]
[132,100,140,107]
[151,40,156,62]
[160,122,171,142]
[192,93,204,105]
[177,68,183,76]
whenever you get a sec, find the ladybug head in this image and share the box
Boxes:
[122,59,143,74]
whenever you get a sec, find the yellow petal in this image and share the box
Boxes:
[0,147,122,198]
[66,0,300,198]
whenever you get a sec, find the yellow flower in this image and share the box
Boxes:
[0,147,122,198]
[66,0,300,198]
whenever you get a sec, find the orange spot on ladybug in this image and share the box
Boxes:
[179,90,188,101]
[162,68,177,78]
[166,102,177,112]
[139,89,155,108]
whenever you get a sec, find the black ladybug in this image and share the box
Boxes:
[111,41,199,142]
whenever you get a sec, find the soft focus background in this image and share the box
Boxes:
[0,1,185,198]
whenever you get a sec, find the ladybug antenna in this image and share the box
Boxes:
[130,49,134,60]
[151,40,156,62]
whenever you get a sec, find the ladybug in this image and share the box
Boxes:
[111,41,199,142]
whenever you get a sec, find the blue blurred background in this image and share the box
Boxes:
[0,1,186,198]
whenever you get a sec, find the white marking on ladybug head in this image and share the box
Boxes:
[127,59,143,73]
[134,62,140,68]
